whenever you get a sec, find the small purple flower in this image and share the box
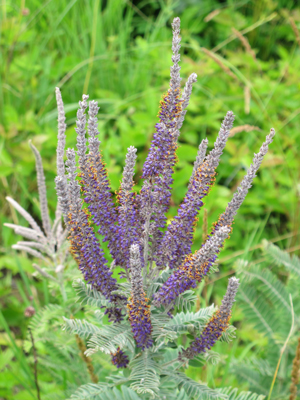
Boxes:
[111,348,129,368]
[104,307,124,323]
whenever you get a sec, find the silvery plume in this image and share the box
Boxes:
[4,89,70,300]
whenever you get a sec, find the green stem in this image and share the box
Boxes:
[83,0,100,94]
[267,295,294,400]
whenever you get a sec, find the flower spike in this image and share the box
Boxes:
[115,146,141,272]
[55,87,67,179]
[179,277,240,360]
[153,226,231,308]
[127,244,153,349]
[211,128,275,233]
[189,138,209,188]
[155,111,235,270]
[77,99,118,260]
[65,148,122,304]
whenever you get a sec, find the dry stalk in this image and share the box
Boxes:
[232,27,257,62]
[229,124,261,137]
[70,315,98,383]
[289,17,300,47]
[201,47,239,83]
[244,86,251,115]
[204,9,221,22]
[75,334,99,383]
[289,336,300,400]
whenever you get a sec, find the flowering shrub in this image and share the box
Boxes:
[8,17,275,400]
[56,18,274,399]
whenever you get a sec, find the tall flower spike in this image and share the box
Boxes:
[163,16,182,124]
[153,226,231,308]
[115,146,141,272]
[55,87,67,179]
[173,72,198,141]
[83,100,118,258]
[140,15,181,177]
[211,128,275,233]
[188,138,209,189]
[127,244,153,350]
[54,88,70,226]
[139,19,199,268]
[54,87,68,242]
[148,73,198,256]
[139,17,182,198]
[179,277,239,360]
[65,149,121,305]
[155,111,235,270]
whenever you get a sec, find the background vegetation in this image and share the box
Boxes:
[0,0,299,399]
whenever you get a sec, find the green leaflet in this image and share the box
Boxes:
[63,317,102,339]
[70,384,142,400]
[220,387,266,400]
[73,279,111,308]
[162,370,227,399]
[129,351,160,399]
[167,305,215,333]
[263,240,300,278]
[87,323,135,355]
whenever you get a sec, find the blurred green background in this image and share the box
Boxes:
[1,0,300,399]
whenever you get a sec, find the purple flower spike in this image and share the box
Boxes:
[111,348,129,368]
[114,146,142,271]
[155,111,235,270]
[84,100,118,258]
[142,122,178,180]
[127,244,153,350]
[179,277,239,360]
[210,129,276,236]
[68,213,118,301]
[64,148,122,304]
[153,227,231,308]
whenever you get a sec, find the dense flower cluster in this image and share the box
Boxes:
[115,146,141,273]
[77,99,118,257]
[127,244,153,350]
[111,348,129,368]
[60,149,120,302]
[54,17,275,365]
[179,277,240,360]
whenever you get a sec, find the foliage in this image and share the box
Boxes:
[231,242,300,398]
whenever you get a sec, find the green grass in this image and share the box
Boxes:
[1,0,300,398]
